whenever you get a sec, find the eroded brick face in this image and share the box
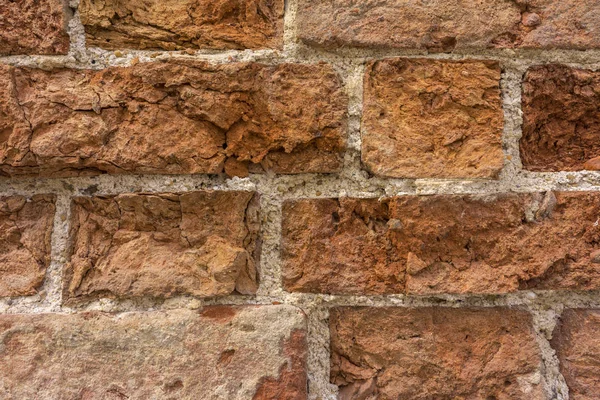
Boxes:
[282,192,600,295]
[79,0,284,51]
[521,65,600,172]
[65,191,260,301]
[362,58,504,179]
[0,61,346,178]
[298,0,600,51]
[330,307,545,399]
[551,309,600,400]
[0,195,55,297]
[0,306,307,399]
[0,0,70,55]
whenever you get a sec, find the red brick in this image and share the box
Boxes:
[0,306,307,399]
[0,61,346,177]
[65,191,260,301]
[362,58,504,179]
[298,0,600,51]
[282,192,600,295]
[0,0,70,55]
[330,307,545,399]
[79,0,284,50]
[521,65,600,172]
[551,309,600,400]
[0,195,55,297]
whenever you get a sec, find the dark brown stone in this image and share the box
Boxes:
[521,65,600,172]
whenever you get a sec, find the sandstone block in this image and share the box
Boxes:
[298,0,600,51]
[521,65,600,172]
[283,192,600,295]
[362,58,504,179]
[79,0,284,50]
[0,0,70,55]
[0,61,346,177]
[65,191,260,301]
[0,194,55,297]
[0,306,307,399]
[330,307,545,399]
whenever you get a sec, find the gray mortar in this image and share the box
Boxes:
[4,0,600,398]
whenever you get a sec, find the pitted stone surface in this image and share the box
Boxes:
[0,0,70,55]
[0,306,307,399]
[521,64,600,172]
[551,309,600,400]
[362,58,504,179]
[0,195,55,297]
[283,192,600,295]
[0,61,346,178]
[330,307,545,399]
[65,191,260,301]
[298,0,600,51]
[79,0,284,50]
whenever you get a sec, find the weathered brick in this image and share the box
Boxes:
[330,307,545,399]
[298,0,600,51]
[521,65,600,172]
[551,309,600,400]
[282,192,600,295]
[0,306,307,399]
[65,191,260,301]
[0,0,70,55]
[362,58,504,179]
[0,194,55,297]
[79,0,284,51]
[0,61,346,178]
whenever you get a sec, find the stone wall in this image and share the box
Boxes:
[1,0,600,398]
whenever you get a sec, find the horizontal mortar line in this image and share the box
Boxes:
[2,170,600,197]
[4,47,600,69]
[3,290,600,315]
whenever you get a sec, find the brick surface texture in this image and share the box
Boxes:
[552,309,600,399]
[0,0,70,55]
[298,0,600,51]
[65,191,260,301]
[0,306,307,399]
[330,307,545,399]
[1,0,600,398]
[362,58,504,178]
[0,62,346,178]
[79,0,285,50]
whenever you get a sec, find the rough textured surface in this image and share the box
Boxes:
[551,309,600,400]
[521,65,600,172]
[362,58,504,179]
[0,0,70,55]
[0,306,307,399]
[0,195,55,297]
[298,0,600,51]
[330,307,545,399]
[282,192,600,295]
[65,191,260,301]
[79,0,284,51]
[0,61,346,178]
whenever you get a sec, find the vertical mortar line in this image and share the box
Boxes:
[254,190,285,298]
[528,302,569,400]
[42,192,72,312]
[340,60,367,182]
[282,0,300,58]
[66,0,93,65]
[306,304,338,400]
[498,61,528,189]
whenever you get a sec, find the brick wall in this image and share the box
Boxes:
[1,0,600,398]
